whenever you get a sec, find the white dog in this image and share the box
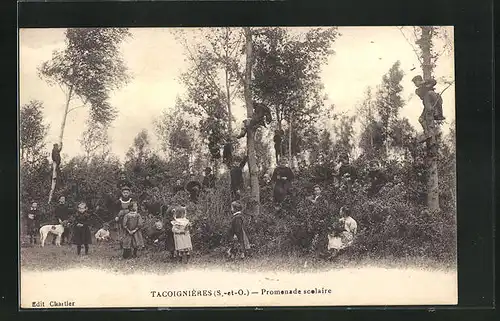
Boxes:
[39,220,70,247]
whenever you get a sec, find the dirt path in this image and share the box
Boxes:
[20,246,457,308]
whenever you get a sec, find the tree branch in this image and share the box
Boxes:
[397,27,424,66]
[66,104,86,115]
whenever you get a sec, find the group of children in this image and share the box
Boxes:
[26,169,358,263]
[91,185,195,262]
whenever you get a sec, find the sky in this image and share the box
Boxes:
[19,26,455,162]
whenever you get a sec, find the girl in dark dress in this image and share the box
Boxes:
[271,158,295,210]
[72,202,92,255]
[26,201,40,245]
[162,206,178,259]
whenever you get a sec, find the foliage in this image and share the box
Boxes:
[20,100,49,166]
[38,28,131,125]
[79,120,111,160]
[252,27,339,155]
[254,128,273,174]
[173,28,244,162]
[358,61,407,161]
[333,114,356,157]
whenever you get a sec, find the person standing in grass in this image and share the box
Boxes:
[72,202,92,256]
[226,201,250,260]
[26,201,40,245]
[122,201,145,259]
[171,206,193,264]
[52,195,71,245]
[115,185,134,249]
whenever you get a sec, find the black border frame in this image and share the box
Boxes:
[2,0,495,319]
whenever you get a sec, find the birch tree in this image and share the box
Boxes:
[39,28,131,203]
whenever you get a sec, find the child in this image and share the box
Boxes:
[26,201,40,245]
[122,201,145,259]
[115,185,134,249]
[95,223,111,245]
[164,206,177,259]
[72,202,92,255]
[327,205,358,259]
[226,201,250,260]
[171,206,193,264]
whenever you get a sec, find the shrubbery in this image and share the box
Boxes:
[20,149,456,263]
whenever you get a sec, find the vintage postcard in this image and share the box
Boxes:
[19,26,457,309]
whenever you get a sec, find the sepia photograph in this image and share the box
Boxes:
[19,26,457,308]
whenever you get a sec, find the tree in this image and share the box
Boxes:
[415,26,440,213]
[79,120,111,161]
[396,26,454,212]
[173,28,243,141]
[254,128,273,175]
[39,28,131,204]
[155,99,199,173]
[357,62,405,161]
[334,114,356,157]
[242,27,260,215]
[126,129,151,164]
[20,100,49,166]
[374,61,405,155]
[252,27,339,164]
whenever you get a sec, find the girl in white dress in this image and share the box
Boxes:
[327,206,358,258]
[171,206,193,264]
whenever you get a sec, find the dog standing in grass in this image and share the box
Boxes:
[39,220,71,247]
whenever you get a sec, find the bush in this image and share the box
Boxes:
[20,152,457,264]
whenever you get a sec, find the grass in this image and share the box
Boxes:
[20,233,456,275]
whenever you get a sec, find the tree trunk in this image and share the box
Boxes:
[418,26,440,213]
[243,27,260,216]
[288,113,292,167]
[224,28,233,137]
[48,85,73,204]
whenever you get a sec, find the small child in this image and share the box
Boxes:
[122,201,145,259]
[171,206,193,264]
[72,202,92,256]
[226,201,250,260]
[115,185,134,249]
[95,223,111,244]
[26,201,40,245]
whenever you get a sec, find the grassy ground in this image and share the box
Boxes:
[20,232,456,274]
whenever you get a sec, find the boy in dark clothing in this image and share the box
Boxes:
[412,75,445,143]
[202,167,216,189]
[226,201,250,259]
[230,155,248,200]
[52,196,71,245]
[26,202,40,245]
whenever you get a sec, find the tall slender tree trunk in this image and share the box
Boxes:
[288,113,292,166]
[224,28,233,137]
[48,85,73,204]
[243,27,260,215]
[418,26,440,213]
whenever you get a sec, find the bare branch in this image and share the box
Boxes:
[397,27,424,65]
[66,104,86,115]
